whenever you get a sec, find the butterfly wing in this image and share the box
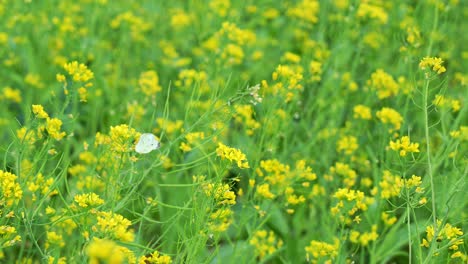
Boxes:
[135,133,160,154]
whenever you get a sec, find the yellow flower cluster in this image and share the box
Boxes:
[94,211,135,242]
[63,61,94,82]
[46,118,67,141]
[272,64,304,92]
[219,22,257,46]
[389,136,420,156]
[87,238,135,264]
[379,170,403,199]
[95,124,139,153]
[282,52,301,64]
[0,170,23,207]
[357,3,388,24]
[331,188,374,224]
[234,105,260,136]
[32,104,49,119]
[328,162,357,187]
[29,104,67,141]
[421,220,466,261]
[24,73,44,89]
[155,118,183,136]
[305,238,339,261]
[381,212,397,226]
[195,176,237,233]
[404,175,422,188]
[175,69,208,89]
[27,172,57,201]
[201,22,255,65]
[180,132,205,152]
[249,230,283,260]
[419,57,446,75]
[139,70,162,97]
[57,61,94,102]
[287,0,320,25]
[159,40,191,68]
[0,225,21,249]
[349,225,379,246]
[309,60,322,82]
[341,72,359,91]
[336,135,359,155]
[208,208,233,233]
[432,94,461,112]
[139,250,173,264]
[1,87,22,103]
[209,0,231,17]
[216,142,249,169]
[110,11,152,42]
[254,159,316,212]
[353,104,372,120]
[170,8,192,29]
[376,107,403,131]
[202,183,236,206]
[126,102,146,121]
[74,192,105,208]
[367,69,399,99]
[450,126,468,141]
[46,231,65,248]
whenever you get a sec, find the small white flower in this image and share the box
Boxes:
[248,84,262,105]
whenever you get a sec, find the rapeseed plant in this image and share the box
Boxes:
[0,1,466,263]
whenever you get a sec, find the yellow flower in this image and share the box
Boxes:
[389,136,420,156]
[419,57,446,74]
[367,69,399,99]
[287,0,320,25]
[376,107,403,131]
[353,105,372,120]
[203,183,236,206]
[0,170,23,207]
[0,225,21,248]
[46,231,65,249]
[250,230,283,260]
[87,238,126,264]
[282,52,301,64]
[305,238,339,260]
[381,212,397,226]
[32,104,49,119]
[256,183,275,199]
[216,142,249,169]
[139,250,172,264]
[208,208,233,233]
[309,60,322,82]
[74,193,105,208]
[357,3,388,24]
[139,70,162,96]
[336,135,358,155]
[94,211,135,242]
[234,105,260,135]
[46,118,66,141]
[379,170,403,199]
[107,124,139,153]
[2,87,22,103]
[63,61,94,82]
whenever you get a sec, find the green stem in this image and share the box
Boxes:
[422,3,440,263]
[425,3,439,56]
[423,79,437,227]
[405,187,412,264]
[422,78,439,264]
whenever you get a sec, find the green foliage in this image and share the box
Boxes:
[0,0,466,263]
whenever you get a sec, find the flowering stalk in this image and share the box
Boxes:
[419,55,446,263]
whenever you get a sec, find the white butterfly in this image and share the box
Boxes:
[135,133,160,154]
